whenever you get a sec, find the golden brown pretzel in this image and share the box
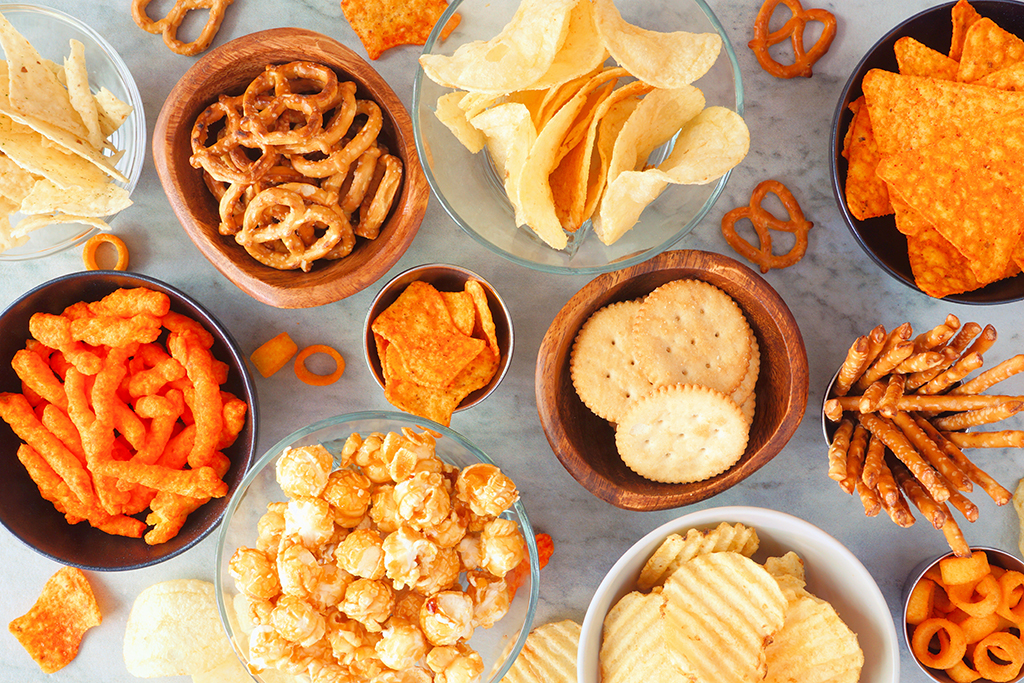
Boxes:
[720,179,813,273]
[131,0,235,56]
[748,0,837,79]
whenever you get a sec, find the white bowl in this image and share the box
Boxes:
[0,3,146,260]
[579,506,899,683]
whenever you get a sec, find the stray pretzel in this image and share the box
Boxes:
[748,0,837,79]
[131,0,235,56]
[720,180,813,273]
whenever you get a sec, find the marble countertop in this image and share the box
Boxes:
[1,1,1020,682]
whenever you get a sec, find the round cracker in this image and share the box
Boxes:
[570,300,654,422]
[615,384,749,484]
[630,279,751,395]
[730,332,759,424]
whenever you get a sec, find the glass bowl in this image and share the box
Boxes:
[215,411,540,682]
[412,0,743,275]
[0,3,146,261]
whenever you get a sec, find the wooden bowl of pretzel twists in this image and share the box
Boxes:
[153,28,429,309]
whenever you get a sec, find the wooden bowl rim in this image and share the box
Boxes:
[535,249,809,511]
[152,27,428,309]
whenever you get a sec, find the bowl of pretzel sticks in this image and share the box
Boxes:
[153,28,429,309]
[822,314,1017,557]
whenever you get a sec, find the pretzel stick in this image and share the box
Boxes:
[877,458,915,527]
[896,351,943,374]
[892,459,948,530]
[913,314,959,353]
[893,412,972,492]
[878,374,906,418]
[944,430,1024,449]
[964,324,997,358]
[906,346,959,391]
[833,335,869,397]
[864,324,888,368]
[931,401,1024,432]
[856,340,913,391]
[944,321,982,358]
[950,354,1024,395]
[940,510,972,558]
[859,413,949,502]
[832,394,1023,413]
[937,472,979,523]
[929,430,1013,505]
[859,380,886,413]
[879,322,913,358]
[918,351,984,395]
[824,398,843,422]
[857,481,882,517]
[828,418,854,482]
[840,424,868,495]
[861,432,885,489]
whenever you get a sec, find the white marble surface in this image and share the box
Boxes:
[0,1,1020,682]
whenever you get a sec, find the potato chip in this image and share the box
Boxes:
[591,0,721,89]
[636,522,760,590]
[764,593,864,683]
[8,566,102,674]
[418,0,577,94]
[435,92,488,154]
[502,620,581,683]
[601,591,690,683]
[123,579,236,678]
[0,12,87,138]
[340,0,458,60]
[594,106,749,245]
[843,96,891,221]
[470,102,537,225]
[894,36,959,80]
[526,0,608,92]
[957,17,1024,83]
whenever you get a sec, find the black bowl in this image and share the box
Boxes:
[0,271,258,570]
[829,0,1024,304]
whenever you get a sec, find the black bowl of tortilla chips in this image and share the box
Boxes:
[829,0,1024,304]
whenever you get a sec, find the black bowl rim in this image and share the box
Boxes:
[0,270,259,570]
[829,0,1024,305]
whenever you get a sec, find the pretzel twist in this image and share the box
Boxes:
[720,179,813,273]
[131,0,235,56]
[748,0,837,79]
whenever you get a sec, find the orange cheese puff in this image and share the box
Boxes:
[93,460,227,499]
[127,357,185,398]
[12,348,68,411]
[40,405,86,466]
[0,393,96,507]
[161,311,214,348]
[169,332,223,469]
[132,390,185,465]
[120,485,158,517]
[79,355,133,515]
[28,313,103,375]
[144,451,230,545]
[88,287,171,318]
[158,424,196,470]
[114,402,147,451]
[70,314,162,348]
[48,351,71,381]
[218,392,247,450]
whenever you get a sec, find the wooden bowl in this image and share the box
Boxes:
[153,28,429,309]
[535,250,809,511]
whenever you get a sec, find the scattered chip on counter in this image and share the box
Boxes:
[123,579,237,678]
[82,232,130,271]
[293,343,346,386]
[8,566,102,674]
[249,332,299,378]
[340,0,461,60]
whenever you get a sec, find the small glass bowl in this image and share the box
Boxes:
[0,3,146,260]
[215,411,540,683]
[412,0,743,275]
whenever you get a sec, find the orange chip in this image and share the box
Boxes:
[465,279,500,357]
[843,95,891,221]
[894,36,959,80]
[8,566,102,674]
[340,0,457,60]
[249,332,299,378]
[950,0,984,61]
[957,17,1024,83]
[383,343,462,426]
[440,290,477,337]
[906,226,987,299]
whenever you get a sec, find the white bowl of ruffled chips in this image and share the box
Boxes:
[579,506,899,683]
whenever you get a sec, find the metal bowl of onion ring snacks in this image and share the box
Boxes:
[154,27,429,309]
[215,411,540,683]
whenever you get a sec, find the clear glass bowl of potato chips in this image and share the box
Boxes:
[413,0,743,274]
[0,4,145,260]
[215,411,541,683]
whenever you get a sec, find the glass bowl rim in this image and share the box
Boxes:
[0,2,147,261]
[214,409,541,683]
[411,0,746,276]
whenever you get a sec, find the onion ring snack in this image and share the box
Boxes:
[190,62,403,272]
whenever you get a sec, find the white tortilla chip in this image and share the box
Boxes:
[0,151,36,203]
[20,178,131,217]
[64,39,103,149]
[12,213,110,239]
[0,115,110,190]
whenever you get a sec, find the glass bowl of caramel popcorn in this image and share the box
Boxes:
[214,411,540,683]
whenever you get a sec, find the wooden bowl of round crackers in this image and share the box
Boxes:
[535,249,809,511]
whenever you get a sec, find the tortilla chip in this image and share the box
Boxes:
[957,17,1024,83]
[340,0,458,60]
[977,61,1024,90]
[894,36,959,80]
[950,0,983,61]
[64,39,103,149]
[876,109,1024,284]
[890,194,930,237]
[20,178,132,217]
[0,115,111,190]
[0,193,25,250]
[0,150,35,203]
[0,12,87,138]
[843,96,891,220]
[440,289,476,337]
[8,566,102,674]
[94,87,133,137]
[383,343,463,426]
[906,226,988,299]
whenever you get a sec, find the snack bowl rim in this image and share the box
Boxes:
[578,505,900,683]
[0,270,259,570]
[0,2,147,261]
[152,27,429,309]
[412,0,745,276]
[901,545,1024,683]
[362,262,515,415]
[828,0,1024,305]
[214,409,540,683]
[535,248,808,511]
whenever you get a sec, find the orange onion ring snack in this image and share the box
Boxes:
[748,0,837,78]
[82,234,130,271]
[294,344,345,386]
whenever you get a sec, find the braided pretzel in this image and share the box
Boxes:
[720,180,813,273]
[131,0,234,56]
[748,0,837,79]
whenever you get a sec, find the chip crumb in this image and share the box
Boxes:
[8,566,102,674]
